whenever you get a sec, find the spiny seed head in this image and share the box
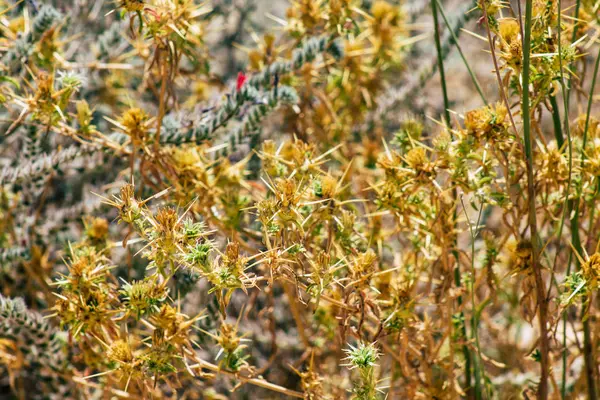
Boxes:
[314,175,337,199]
[217,323,242,352]
[352,249,377,277]
[343,342,380,369]
[257,198,278,222]
[116,184,142,223]
[404,147,428,170]
[120,107,149,140]
[224,242,240,262]
[498,18,520,44]
[156,207,179,232]
[185,241,213,271]
[121,0,145,12]
[464,102,509,139]
[119,184,135,206]
[85,217,109,241]
[108,340,134,364]
[298,368,324,400]
[121,278,168,317]
[276,178,300,208]
[515,240,533,259]
[371,1,397,22]
[152,304,184,336]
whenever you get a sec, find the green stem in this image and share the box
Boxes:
[571,212,597,399]
[549,95,564,148]
[522,1,550,398]
[565,0,582,103]
[555,0,579,396]
[453,264,472,395]
[555,0,574,395]
[561,252,573,399]
[431,0,451,126]
[434,0,488,105]
[570,42,600,400]
[460,197,485,399]
[580,48,600,161]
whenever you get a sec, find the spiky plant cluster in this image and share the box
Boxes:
[1,0,600,398]
[343,342,380,400]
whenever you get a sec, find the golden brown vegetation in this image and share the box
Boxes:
[1,0,600,399]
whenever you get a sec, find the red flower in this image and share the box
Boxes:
[236,71,247,92]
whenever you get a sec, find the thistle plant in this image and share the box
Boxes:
[1,0,600,399]
[343,342,381,400]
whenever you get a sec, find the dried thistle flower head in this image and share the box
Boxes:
[211,321,249,371]
[350,249,377,280]
[120,108,150,143]
[313,175,337,199]
[155,207,179,233]
[498,18,520,44]
[120,277,168,318]
[464,102,509,140]
[84,216,109,243]
[120,0,145,12]
[581,253,600,289]
[404,147,436,179]
[104,183,144,224]
[108,339,135,364]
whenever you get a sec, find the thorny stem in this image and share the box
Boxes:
[283,281,311,348]
[522,1,550,398]
[73,377,134,399]
[189,358,304,398]
[154,50,168,154]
